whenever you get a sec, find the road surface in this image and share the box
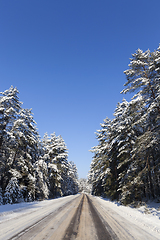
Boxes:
[0,194,158,240]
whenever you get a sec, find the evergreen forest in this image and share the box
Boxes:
[88,45,160,205]
[1,45,160,207]
[0,86,79,205]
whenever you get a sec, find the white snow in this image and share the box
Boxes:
[94,196,160,239]
[0,195,77,224]
[0,195,159,239]
[0,195,79,239]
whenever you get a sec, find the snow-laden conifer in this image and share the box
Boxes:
[34,157,49,200]
[66,161,79,195]
[3,177,23,204]
[0,86,79,204]
[0,86,22,194]
[89,45,160,204]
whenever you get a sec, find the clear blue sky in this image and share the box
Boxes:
[1,0,160,178]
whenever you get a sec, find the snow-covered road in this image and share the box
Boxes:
[91,196,160,239]
[0,194,79,239]
[0,194,159,239]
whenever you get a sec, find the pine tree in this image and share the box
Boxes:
[34,157,49,200]
[121,45,160,202]
[8,108,40,201]
[89,45,160,205]
[55,135,69,196]
[78,178,91,194]
[67,161,79,195]
[42,133,62,198]
[0,187,3,205]
[89,118,113,197]
[3,177,23,204]
[0,86,78,204]
[0,86,22,193]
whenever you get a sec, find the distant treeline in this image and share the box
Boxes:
[88,45,160,205]
[0,86,78,205]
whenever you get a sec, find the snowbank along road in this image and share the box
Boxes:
[0,193,159,240]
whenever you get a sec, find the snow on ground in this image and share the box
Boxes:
[94,196,160,239]
[0,195,77,224]
[0,194,159,239]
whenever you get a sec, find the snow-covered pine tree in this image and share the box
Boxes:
[105,120,119,200]
[0,86,22,194]
[89,117,113,197]
[66,161,79,195]
[3,177,23,204]
[0,86,78,204]
[43,133,64,197]
[8,108,40,202]
[122,45,160,201]
[112,98,144,204]
[54,135,69,196]
[34,156,49,200]
[89,45,160,205]
[89,147,108,196]
[42,133,78,197]
[79,178,91,194]
[88,161,96,194]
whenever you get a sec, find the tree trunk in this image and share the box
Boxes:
[147,156,155,198]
